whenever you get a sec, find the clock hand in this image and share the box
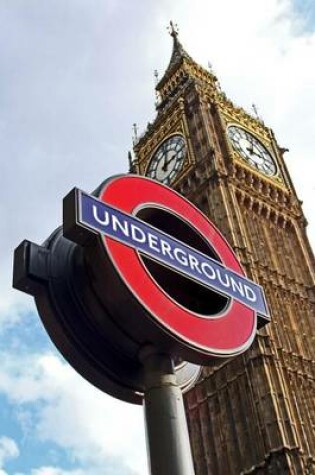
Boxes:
[244,141,265,165]
[246,142,261,158]
[246,136,257,153]
[162,153,176,172]
[161,153,168,172]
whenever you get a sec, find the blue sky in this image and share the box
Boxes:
[293,0,315,30]
[0,1,315,474]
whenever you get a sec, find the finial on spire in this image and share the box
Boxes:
[154,70,161,105]
[251,103,260,119]
[132,123,138,145]
[133,123,138,137]
[251,104,265,124]
[168,21,179,38]
[128,151,133,169]
[154,69,159,86]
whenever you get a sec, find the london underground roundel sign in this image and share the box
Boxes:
[64,175,269,363]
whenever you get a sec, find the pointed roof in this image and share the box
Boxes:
[167,22,194,70]
[156,21,194,90]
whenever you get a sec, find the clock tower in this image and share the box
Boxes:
[132,25,315,474]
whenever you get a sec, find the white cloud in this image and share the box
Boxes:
[1,0,314,332]
[29,467,85,475]
[0,351,146,474]
[14,466,85,475]
[0,436,19,468]
[157,0,315,249]
[0,296,34,332]
[0,1,314,474]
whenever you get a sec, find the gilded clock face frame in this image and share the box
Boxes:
[227,125,277,178]
[146,134,186,185]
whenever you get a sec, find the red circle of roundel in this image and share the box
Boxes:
[98,175,256,357]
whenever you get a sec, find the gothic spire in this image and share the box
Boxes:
[156,21,194,91]
[165,21,193,73]
[153,22,219,112]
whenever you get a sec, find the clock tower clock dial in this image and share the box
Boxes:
[145,134,186,185]
[227,125,277,177]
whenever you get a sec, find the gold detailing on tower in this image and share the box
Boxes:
[131,29,315,475]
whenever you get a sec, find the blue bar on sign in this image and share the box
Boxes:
[79,191,269,318]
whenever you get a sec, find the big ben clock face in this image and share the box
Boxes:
[146,134,186,185]
[227,125,277,177]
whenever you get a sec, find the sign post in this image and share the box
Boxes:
[13,174,270,474]
[140,347,195,475]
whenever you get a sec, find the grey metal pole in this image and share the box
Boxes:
[139,346,195,475]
